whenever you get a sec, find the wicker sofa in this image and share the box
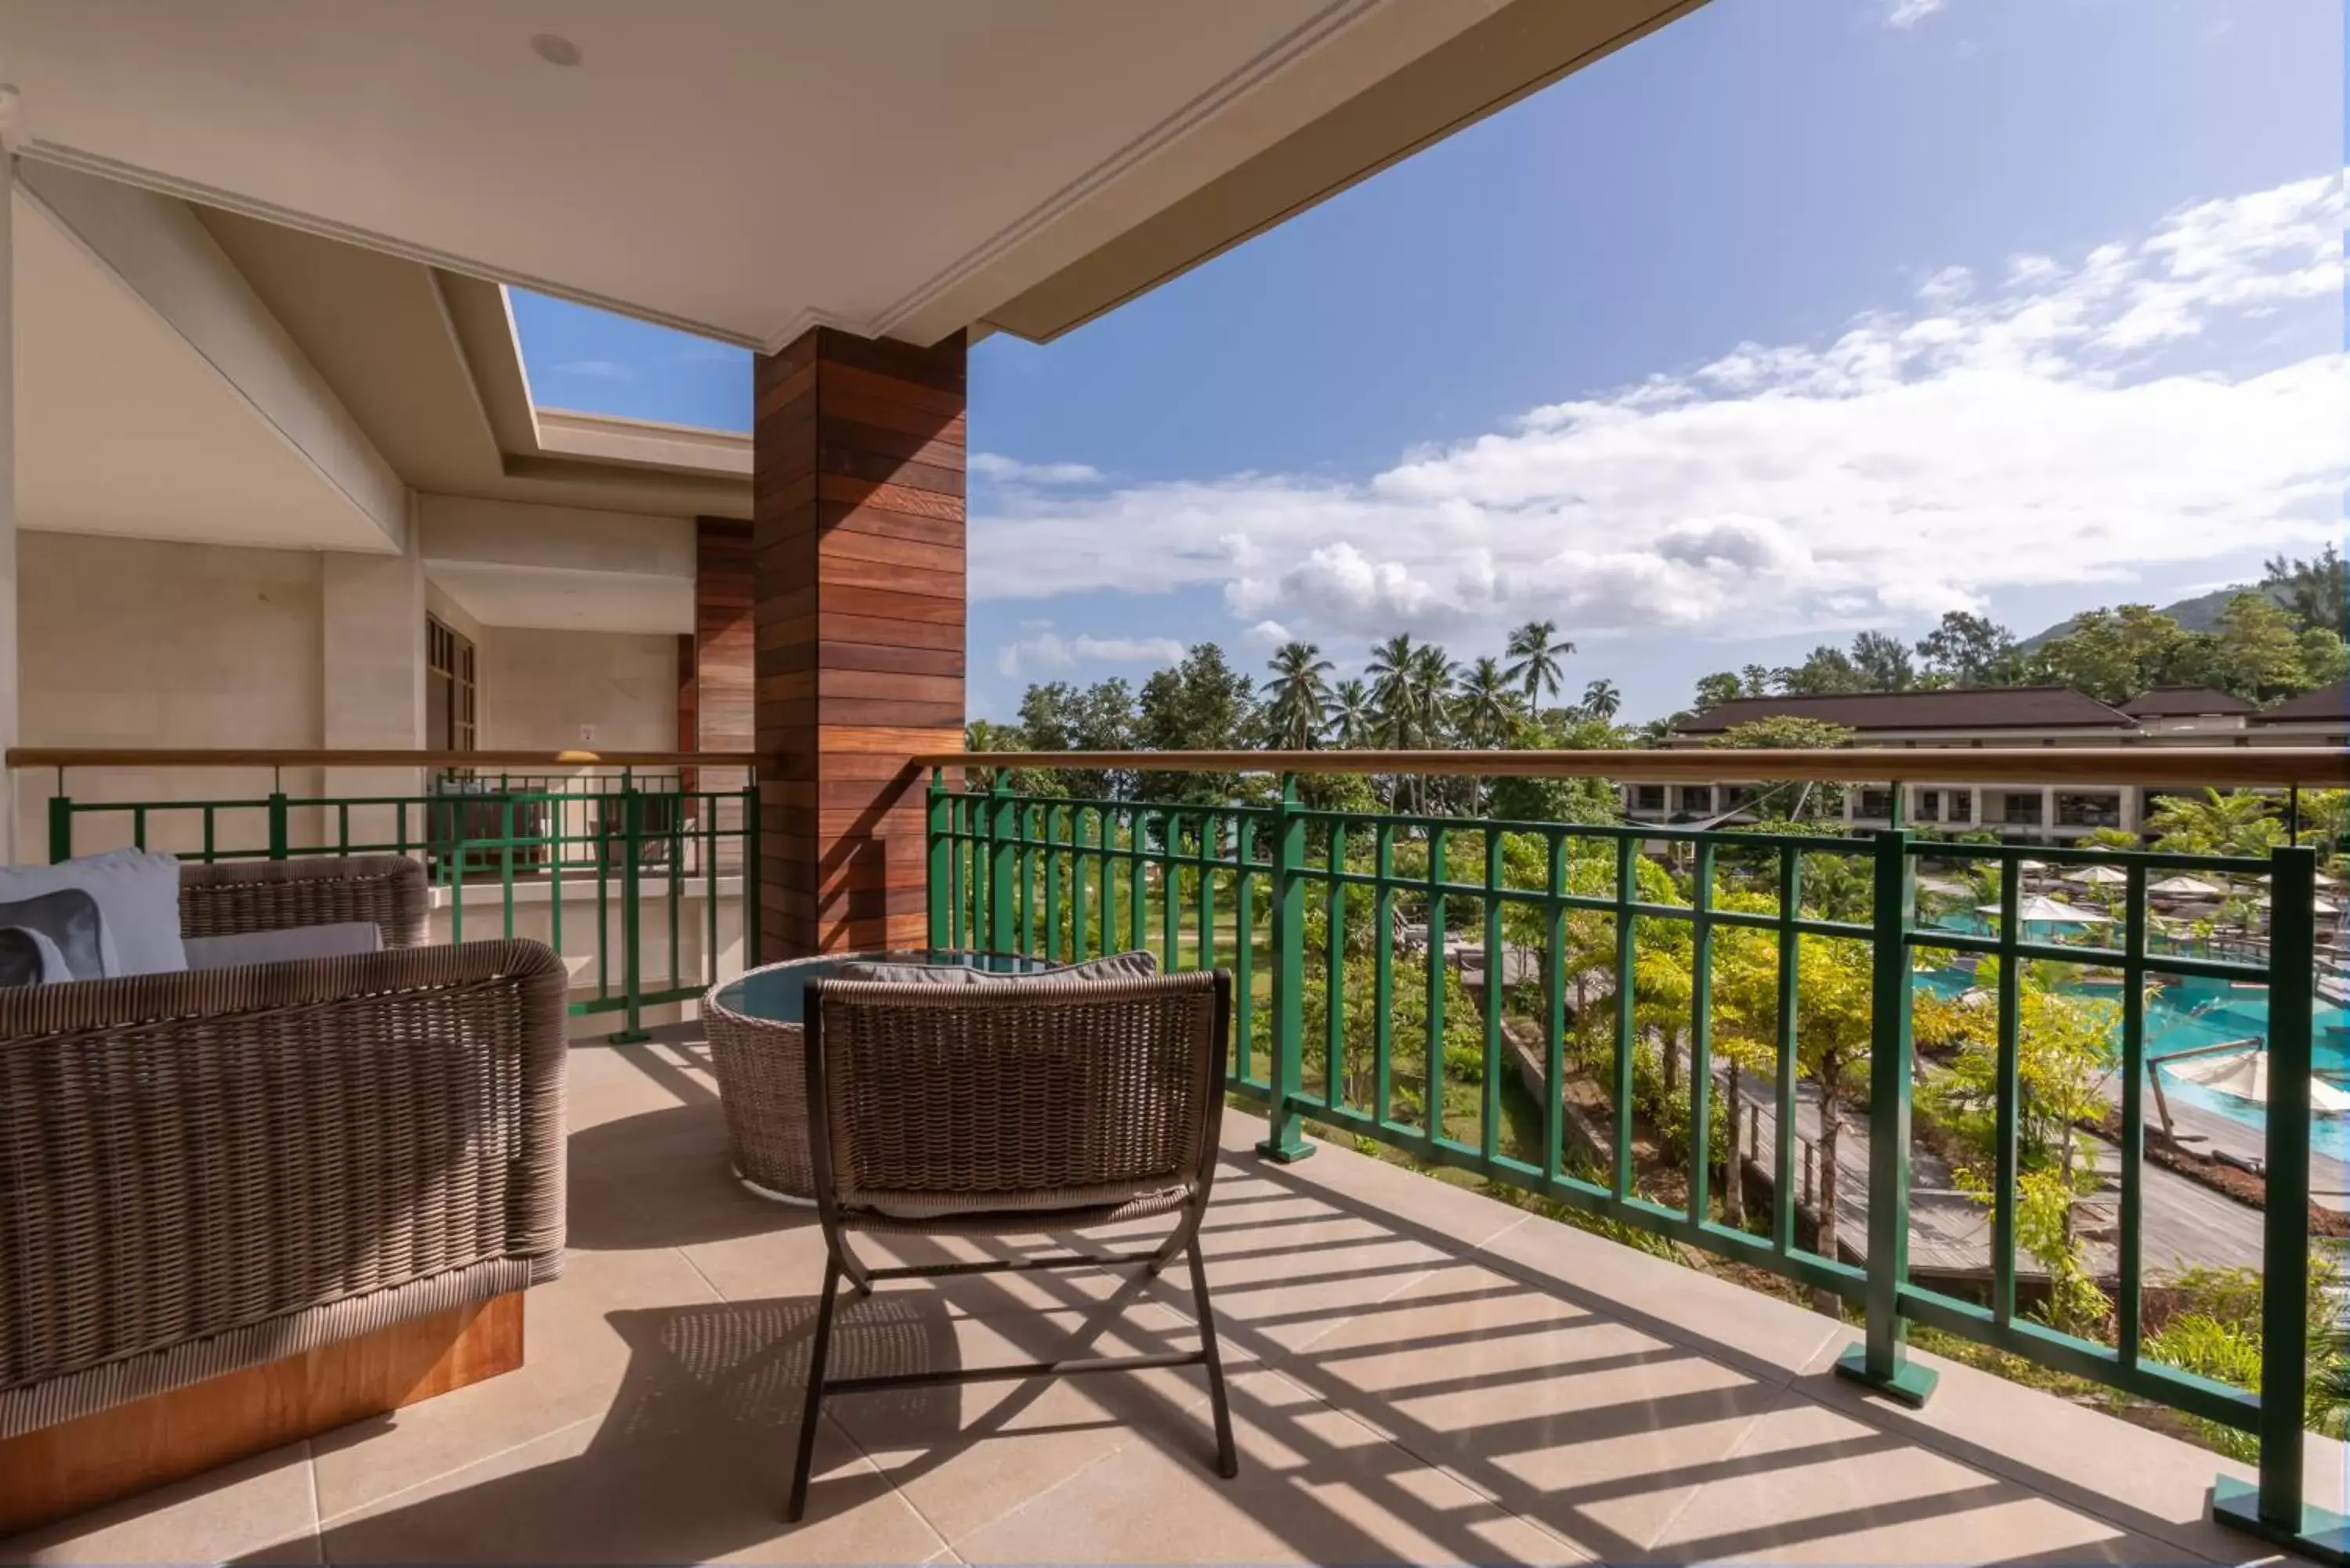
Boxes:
[0,855,569,1446]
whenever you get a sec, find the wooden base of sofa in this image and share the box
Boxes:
[0,1292,523,1539]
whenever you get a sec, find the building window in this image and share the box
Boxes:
[1633,785,1666,811]
[428,616,477,753]
[2055,792,2122,829]
[1676,785,1716,815]
[1914,789,1942,822]
[1949,792,1972,823]
[1856,788,1893,820]
[2000,793,2044,826]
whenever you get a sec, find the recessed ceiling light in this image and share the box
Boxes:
[530,33,583,67]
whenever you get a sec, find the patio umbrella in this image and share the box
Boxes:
[2016,859,2048,873]
[2317,872,2341,888]
[2147,874,2222,898]
[2063,865,2129,886]
[1914,875,1972,899]
[2159,1046,2350,1115]
[2318,896,2342,916]
[1975,894,2113,925]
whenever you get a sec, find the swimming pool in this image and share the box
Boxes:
[1914,956,2350,1134]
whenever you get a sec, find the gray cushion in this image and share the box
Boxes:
[836,950,1161,986]
[0,925,71,986]
[183,921,384,971]
[0,850,183,975]
[0,887,115,979]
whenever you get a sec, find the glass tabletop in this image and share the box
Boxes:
[711,949,1057,1024]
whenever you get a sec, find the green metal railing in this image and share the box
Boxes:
[927,768,2344,1558]
[48,772,759,1039]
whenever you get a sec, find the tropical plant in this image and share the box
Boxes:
[1456,657,1519,747]
[2146,789,2284,859]
[1262,641,1335,751]
[1504,619,1574,709]
[1920,959,2118,1332]
[2264,544,2348,636]
[1326,678,1375,749]
[1581,677,1622,722]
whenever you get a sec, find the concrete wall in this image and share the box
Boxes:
[482,627,678,756]
[18,532,324,853]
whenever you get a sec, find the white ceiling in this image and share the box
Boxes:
[0,0,1434,348]
[427,561,693,636]
[15,188,397,551]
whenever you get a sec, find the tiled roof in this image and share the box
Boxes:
[1675,685,2135,735]
[2120,686,2252,717]
[2248,680,2348,724]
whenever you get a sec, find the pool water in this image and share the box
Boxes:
[1913,955,2350,1135]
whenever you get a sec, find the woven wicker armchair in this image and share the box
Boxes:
[787,969,1236,1522]
[0,855,567,1443]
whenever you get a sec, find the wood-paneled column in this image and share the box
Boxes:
[753,327,965,956]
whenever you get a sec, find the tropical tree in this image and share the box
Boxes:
[1714,930,1876,1295]
[1916,610,2019,687]
[2146,789,2285,859]
[1326,678,1375,749]
[1582,678,1622,722]
[1456,657,1519,747]
[1921,959,2117,1331]
[1849,630,1917,692]
[2264,544,2348,635]
[1261,641,1334,750]
[1504,619,1574,709]
[1367,634,1423,747]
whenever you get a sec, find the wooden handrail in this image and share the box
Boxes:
[5,749,776,771]
[913,746,2349,789]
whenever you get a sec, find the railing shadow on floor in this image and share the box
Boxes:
[239,1083,2233,1566]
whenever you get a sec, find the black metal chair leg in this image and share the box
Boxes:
[1186,1241,1239,1479]
[785,1253,842,1523]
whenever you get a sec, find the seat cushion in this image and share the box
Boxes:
[835,949,1159,985]
[0,850,184,975]
[183,921,384,970]
[0,887,117,979]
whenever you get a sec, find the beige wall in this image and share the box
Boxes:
[17,532,324,854]
[482,627,678,755]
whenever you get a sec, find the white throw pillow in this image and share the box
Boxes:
[0,849,187,975]
[183,921,382,970]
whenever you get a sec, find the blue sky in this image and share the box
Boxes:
[512,0,2345,724]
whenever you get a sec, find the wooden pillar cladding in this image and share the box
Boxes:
[692,517,756,756]
[754,327,966,956]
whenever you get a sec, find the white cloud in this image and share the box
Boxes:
[971,452,1104,486]
[551,358,633,380]
[971,173,2346,653]
[1241,620,1294,652]
[996,627,1188,678]
[1883,0,1947,27]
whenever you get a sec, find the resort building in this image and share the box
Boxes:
[1627,685,2346,840]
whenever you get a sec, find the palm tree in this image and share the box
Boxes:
[1326,679,1374,748]
[1261,641,1334,751]
[1582,677,1622,723]
[1409,643,1460,812]
[1458,657,1518,747]
[1367,634,1422,748]
[2146,789,2285,859]
[1505,620,1574,709]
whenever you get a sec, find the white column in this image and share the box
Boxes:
[0,140,19,862]
[320,505,425,846]
[2041,785,2057,835]
[1969,786,1985,831]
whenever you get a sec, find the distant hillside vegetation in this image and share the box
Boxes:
[2018,582,2291,654]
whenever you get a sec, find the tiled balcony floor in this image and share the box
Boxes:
[6,1025,2340,1566]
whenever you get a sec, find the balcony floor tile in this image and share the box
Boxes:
[4,1036,2319,1567]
